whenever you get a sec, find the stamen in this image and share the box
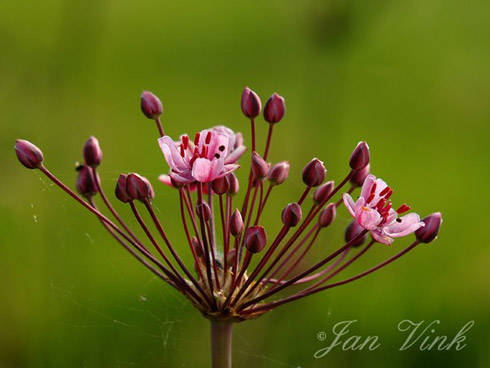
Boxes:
[376,198,386,211]
[385,189,393,200]
[367,183,377,203]
[396,204,410,214]
[180,144,185,157]
[379,186,391,196]
[194,132,200,145]
[200,145,208,158]
[190,147,199,165]
[182,135,189,149]
[205,131,212,144]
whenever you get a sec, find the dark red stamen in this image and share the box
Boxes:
[396,204,410,214]
[379,186,391,196]
[205,131,212,144]
[190,147,199,165]
[385,189,393,200]
[194,132,200,145]
[201,145,208,158]
[180,144,185,157]
[182,135,189,149]
[376,198,386,211]
[367,183,377,203]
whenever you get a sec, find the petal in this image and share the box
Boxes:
[384,213,425,237]
[357,206,382,230]
[158,174,173,187]
[371,229,394,245]
[221,163,239,177]
[343,193,357,218]
[158,136,188,171]
[169,171,194,184]
[191,158,226,183]
[360,174,377,200]
[225,145,247,164]
[207,134,229,160]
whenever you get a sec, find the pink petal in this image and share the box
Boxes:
[207,134,229,160]
[221,163,239,176]
[158,174,173,187]
[170,171,194,184]
[384,213,425,238]
[357,206,382,230]
[225,145,247,164]
[158,136,188,171]
[192,158,225,183]
[360,174,377,200]
[371,229,394,245]
[343,193,357,218]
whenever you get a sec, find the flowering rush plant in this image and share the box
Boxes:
[15,87,442,367]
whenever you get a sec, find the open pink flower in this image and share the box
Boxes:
[158,125,244,184]
[343,174,424,245]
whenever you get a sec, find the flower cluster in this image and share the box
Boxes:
[15,87,442,321]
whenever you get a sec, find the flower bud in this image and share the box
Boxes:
[230,209,244,236]
[15,139,44,169]
[227,173,239,196]
[350,164,370,187]
[76,164,97,198]
[318,203,336,228]
[126,173,154,201]
[267,161,290,186]
[244,226,267,253]
[263,93,285,124]
[140,91,163,119]
[302,158,326,187]
[196,200,211,222]
[192,236,204,258]
[313,180,334,204]
[281,202,302,227]
[349,141,370,170]
[212,176,230,195]
[415,212,442,243]
[345,221,367,247]
[83,136,102,167]
[251,152,269,180]
[115,174,132,203]
[241,87,261,119]
[225,249,237,267]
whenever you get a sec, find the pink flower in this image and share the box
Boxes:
[158,125,245,184]
[343,174,424,245]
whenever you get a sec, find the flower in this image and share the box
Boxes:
[158,125,245,184]
[343,174,425,245]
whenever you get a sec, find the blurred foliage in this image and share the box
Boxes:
[1,0,489,367]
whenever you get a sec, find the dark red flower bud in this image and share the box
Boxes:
[350,164,370,187]
[76,164,97,198]
[267,161,290,186]
[318,203,336,228]
[415,212,442,243]
[192,236,204,258]
[349,141,370,170]
[115,174,132,203]
[263,93,285,124]
[212,176,230,195]
[243,226,267,253]
[313,180,334,204]
[302,158,326,187]
[230,209,244,237]
[196,200,211,222]
[225,249,237,267]
[15,139,44,169]
[140,91,163,119]
[83,136,102,167]
[281,202,302,227]
[126,173,154,201]
[241,87,261,119]
[251,152,269,180]
[227,173,239,196]
[345,221,367,247]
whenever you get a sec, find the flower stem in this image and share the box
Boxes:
[211,319,233,368]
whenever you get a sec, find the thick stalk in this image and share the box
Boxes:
[211,319,233,368]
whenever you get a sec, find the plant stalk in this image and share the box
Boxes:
[210,319,233,368]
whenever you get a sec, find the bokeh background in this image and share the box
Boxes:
[1,0,489,367]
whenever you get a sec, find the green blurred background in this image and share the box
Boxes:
[1,0,489,367]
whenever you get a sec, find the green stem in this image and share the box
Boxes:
[210,319,233,368]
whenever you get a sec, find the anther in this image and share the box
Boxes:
[379,186,391,196]
[182,135,189,149]
[396,204,410,214]
[194,132,200,145]
[205,131,212,144]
